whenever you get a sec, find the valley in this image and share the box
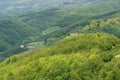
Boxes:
[0,0,120,62]
[0,0,120,80]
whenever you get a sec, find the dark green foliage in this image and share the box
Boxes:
[56,14,91,27]
[0,18,33,51]
[0,18,36,61]
[19,8,62,31]
[100,52,113,62]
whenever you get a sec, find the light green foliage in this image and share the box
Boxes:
[81,18,120,37]
[0,0,120,79]
[0,33,120,80]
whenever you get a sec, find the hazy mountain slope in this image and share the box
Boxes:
[18,0,120,32]
[0,0,103,15]
[0,0,120,61]
[61,0,120,16]
[18,8,63,31]
[42,11,120,49]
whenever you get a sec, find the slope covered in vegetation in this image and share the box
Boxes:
[0,0,120,80]
[47,10,120,40]
[1,0,120,62]
[0,33,120,80]
[80,18,120,37]
[0,18,37,61]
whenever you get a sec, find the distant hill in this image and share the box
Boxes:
[0,12,10,19]
[0,18,37,60]
[0,0,120,60]
[0,0,103,15]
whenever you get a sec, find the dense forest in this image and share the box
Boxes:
[0,33,120,80]
[0,0,120,80]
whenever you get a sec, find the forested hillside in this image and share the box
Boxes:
[0,0,120,79]
[0,18,35,51]
[0,18,36,60]
[0,33,120,80]
[46,10,120,42]
[1,0,120,61]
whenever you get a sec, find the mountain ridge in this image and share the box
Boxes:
[0,0,103,15]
